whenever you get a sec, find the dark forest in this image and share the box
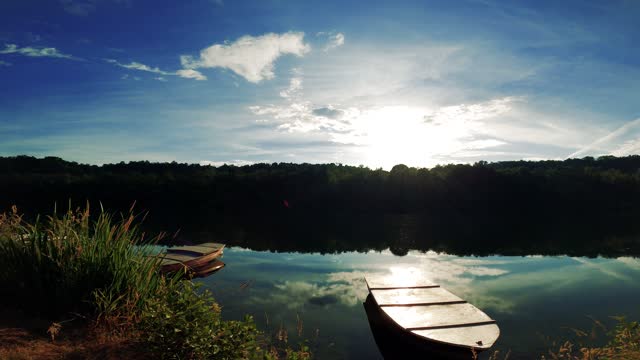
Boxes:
[2,155,640,257]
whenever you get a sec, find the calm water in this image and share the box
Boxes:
[199,248,640,359]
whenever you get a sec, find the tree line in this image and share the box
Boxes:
[1,155,640,256]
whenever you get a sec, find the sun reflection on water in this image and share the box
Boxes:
[387,266,429,286]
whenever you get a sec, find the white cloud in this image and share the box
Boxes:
[424,97,520,125]
[176,69,207,81]
[279,77,303,98]
[612,139,640,157]
[250,76,355,135]
[322,32,345,51]
[199,159,259,167]
[0,43,79,60]
[180,32,311,83]
[567,118,640,158]
[154,77,167,82]
[106,59,207,81]
[250,95,516,168]
[473,105,604,153]
[250,101,353,135]
[105,59,172,75]
[0,60,11,66]
[243,37,624,167]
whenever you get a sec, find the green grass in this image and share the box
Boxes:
[0,205,163,317]
[0,205,311,359]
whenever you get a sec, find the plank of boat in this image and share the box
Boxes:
[365,276,500,350]
[166,243,225,256]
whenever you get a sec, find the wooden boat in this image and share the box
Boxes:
[364,276,499,359]
[190,259,225,278]
[157,242,225,274]
[166,242,225,256]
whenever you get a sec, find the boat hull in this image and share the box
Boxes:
[363,276,499,359]
[364,294,484,360]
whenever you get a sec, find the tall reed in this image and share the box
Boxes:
[0,205,163,318]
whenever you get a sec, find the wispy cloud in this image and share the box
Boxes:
[180,32,311,83]
[318,32,345,51]
[105,59,206,80]
[0,60,11,66]
[60,0,132,16]
[567,118,640,158]
[0,44,80,60]
[105,59,172,75]
[571,258,633,282]
[279,77,303,99]
[175,69,206,81]
[60,0,96,16]
[424,97,520,125]
[612,139,640,157]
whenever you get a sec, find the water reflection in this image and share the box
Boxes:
[201,248,640,359]
[252,278,368,309]
[155,212,640,258]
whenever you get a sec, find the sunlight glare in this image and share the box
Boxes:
[337,106,474,169]
[388,266,425,287]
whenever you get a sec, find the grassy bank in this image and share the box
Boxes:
[0,206,310,359]
[541,317,640,360]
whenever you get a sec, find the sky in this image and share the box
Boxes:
[1,0,639,169]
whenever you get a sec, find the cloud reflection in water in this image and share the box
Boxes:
[248,252,510,310]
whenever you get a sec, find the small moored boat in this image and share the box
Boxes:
[157,242,225,276]
[364,276,499,359]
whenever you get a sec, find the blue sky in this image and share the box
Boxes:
[1,0,639,169]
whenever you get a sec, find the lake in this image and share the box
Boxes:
[198,247,640,359]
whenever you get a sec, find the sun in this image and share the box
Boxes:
[340,106,471,169]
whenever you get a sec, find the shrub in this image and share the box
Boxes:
[138,279,259,359]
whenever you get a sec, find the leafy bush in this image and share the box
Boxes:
[138,279,259,359]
